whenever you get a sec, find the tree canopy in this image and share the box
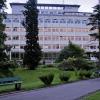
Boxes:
[56,42,85,62]
[0,0,7,61]
[88,4,100,65]
[23,0,42,70]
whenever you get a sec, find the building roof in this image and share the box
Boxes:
[10,3,80,8]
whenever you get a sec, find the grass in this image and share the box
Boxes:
[83,91,100,100]
[0,67,78,93]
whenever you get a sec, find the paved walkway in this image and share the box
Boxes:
[0,78,100,100]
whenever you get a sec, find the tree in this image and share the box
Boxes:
[88,4,100,65]
[0,0,7,62]
[56,41,85,62]
[23,0,42,70]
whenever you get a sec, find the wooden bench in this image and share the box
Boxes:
[0,77,22,90]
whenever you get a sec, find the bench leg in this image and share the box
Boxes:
[15,83,21,90]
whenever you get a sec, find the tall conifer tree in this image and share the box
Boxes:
[23,0,42,70]
[88,4,100,65]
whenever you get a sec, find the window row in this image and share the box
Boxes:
[39,35,90,41]
[5,27,90,33]
[7,35,89,41]
[39,18,88,24]
[7,35,25,40]
[39,27,90,32]
[9,44,88,50]
[4,18,24,23]
[5,27,25,32]
[5,18,88,25]
[40,44,88,49]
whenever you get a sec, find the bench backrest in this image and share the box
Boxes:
[0,77,21,84]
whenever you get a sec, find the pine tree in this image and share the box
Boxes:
[0,0,7,61]
[88,4,100,65]
[23,0,42,70]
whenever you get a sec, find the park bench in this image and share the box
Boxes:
[0,77,22,90]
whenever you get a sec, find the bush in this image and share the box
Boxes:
[0,61,17,78]
[59,72,70,82]
[56,42,85,62]
[92,70,100,78]
[85,71,92,78]
[46,64,55,68]
[39,64,56,68]
[58,57,96,71]
[39,73,54,86]
[78,70,92,79]
[58,59,74,71]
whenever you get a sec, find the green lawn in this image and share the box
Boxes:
[83,91,100,100]
[0,68,77,93]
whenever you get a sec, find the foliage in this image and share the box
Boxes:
[58,59,74,71]
[41,64,56,68]
[0,0,8,62]
[78,70,92,79]
[39,73,54,86]
[23,0,42,70]
[58,57,96,71]
[0,61,17,78]
[56,41,85,62]
[59,72,70,82]
[88,4,100,65]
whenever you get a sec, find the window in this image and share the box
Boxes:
[50,12,53,14]
[83,36,89,41]
[53,44,59,49]
[45,19,51,23]
[75,36,81,41]
[67,19,73,24]
[13,18,19,23]
[12,36,19,40]
[52,36,59,40]
[75,19,81,24]
[7,36,11,40]
[13,27,17,31]
[39,36,43,40]
[90,46,96,49]
[39,18,43,23]
[60,19,66,23]
[82,20,87,24]
[20,45,24,49]
[52,19,58,23]
[5,27,11,32]
[5,18,11,23]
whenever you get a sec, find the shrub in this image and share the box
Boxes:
[58,59,74,71]
[92,70,100,78]
[58,57,96,71]
[46,64,55,68]
[0,61,17,78]
[39,73,54,86]
[78,71,86,79]
[85,71,92,78]
[39,64,56,68]
[56,42,85,62]
[78,70,92,79]
[59,72,70,82]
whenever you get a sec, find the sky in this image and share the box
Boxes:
[6,0,99,13]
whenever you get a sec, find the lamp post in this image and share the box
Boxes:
[6,45,12,61]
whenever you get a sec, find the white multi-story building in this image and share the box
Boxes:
[4,3,94,63]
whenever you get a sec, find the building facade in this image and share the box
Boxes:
[4,3,94,63]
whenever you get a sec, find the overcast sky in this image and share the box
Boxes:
[6,0,98,13]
